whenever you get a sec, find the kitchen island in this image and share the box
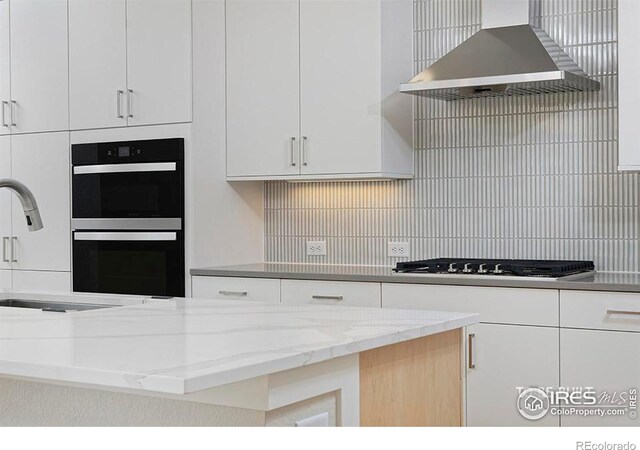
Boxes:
[0,291,477,426]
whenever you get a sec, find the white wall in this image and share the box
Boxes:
[191,0,264,270]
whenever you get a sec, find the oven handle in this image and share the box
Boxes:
[73,162,177,175]
[74,232,177,241]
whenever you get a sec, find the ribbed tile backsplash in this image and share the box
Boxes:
[265,0,636,272]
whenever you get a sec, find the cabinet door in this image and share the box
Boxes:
[0,0,10,136]
[299,0,381,175]
[0,269,10,289]
[9,0,69,134]
[618,0,640,169]
[561,329,640,426]
[126,0,192,127]
[466,324,560,426]
[226,0,300,178]
[0,136,10,270]
[11,132,70,272]
[69,0,127,130]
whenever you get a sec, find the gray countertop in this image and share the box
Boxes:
[190,263,640,293]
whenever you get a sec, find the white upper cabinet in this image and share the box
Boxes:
[9,0,69,134]
[68,0,192,130]
[126,0,192,127]
[10,132,70,272]
[299,0,382,176]
[618,0,640,170]
[226,0,300,177]
[69,0,127,130]
[0,0,10,136]
[226,0,414,181]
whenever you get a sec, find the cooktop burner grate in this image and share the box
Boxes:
[393,258,595,278]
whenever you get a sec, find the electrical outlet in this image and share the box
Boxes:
[388,241,410,258]
[306,240,327,256]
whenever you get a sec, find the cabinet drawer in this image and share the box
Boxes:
[382,284,558,326]
[191,276,280,303]
[13,270,71,292]
[281,280,381,308]
[560,290,640,332]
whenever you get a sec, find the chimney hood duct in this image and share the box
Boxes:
[400,0,600,100]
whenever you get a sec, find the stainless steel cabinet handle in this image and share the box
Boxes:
[117,90,124,118]
[10,236,17,263]
[74,162,176,175]
[301,136,308,166]
[607,309,640,317]
[218,290,248,297]
[289,137,297,167]
[127,89,133,118]
[311,295,343,301]
[74,232,176,241]
[2,237,9,263]
[9,100,16,126]
[468,333,476,369]
[1,101,8,127]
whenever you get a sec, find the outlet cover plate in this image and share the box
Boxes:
[306,240,327,256]
[388,241,410,258]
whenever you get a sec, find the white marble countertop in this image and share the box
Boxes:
[0,291,478,395]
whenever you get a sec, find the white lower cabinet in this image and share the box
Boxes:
[0,269,11,289]
[382,282,560,426]
[560,328,640,427]
[466,323,560,426]
[0,136,11,271]
[12,270,71,292]
[192,276,281,303]
[281,280,381,307]
[560,290,640,333]
[381,283,558,326]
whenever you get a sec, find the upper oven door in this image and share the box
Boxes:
[73,161,183,219]
[72,138,184,224]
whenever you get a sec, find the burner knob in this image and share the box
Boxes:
[478,264,488,274]
[448,263,458,273]
[462,263,474,273]
[493,264,504,274]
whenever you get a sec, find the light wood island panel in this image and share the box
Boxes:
[359,329,463,426]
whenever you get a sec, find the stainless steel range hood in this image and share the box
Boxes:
[400,0,600,100]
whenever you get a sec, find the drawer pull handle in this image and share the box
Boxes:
[468,333,476,369]
[218,290,248,297]
[606,309,640,317]
[312,295,343,301]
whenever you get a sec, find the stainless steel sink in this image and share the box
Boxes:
[0,299,118,312]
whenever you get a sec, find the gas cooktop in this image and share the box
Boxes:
[393,258,595,280]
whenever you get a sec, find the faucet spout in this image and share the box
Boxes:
[0,178,44,231]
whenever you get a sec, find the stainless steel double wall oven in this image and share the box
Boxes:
[71,138,185,297]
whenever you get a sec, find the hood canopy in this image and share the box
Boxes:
[400,3,600,100]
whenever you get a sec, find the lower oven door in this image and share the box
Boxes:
[73,231,185,297]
